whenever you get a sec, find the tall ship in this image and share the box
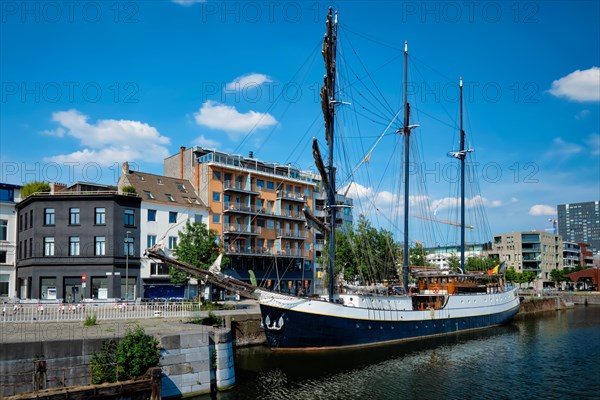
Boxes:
[255,9,519,350]
[149,8,520,351]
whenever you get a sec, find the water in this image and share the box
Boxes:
[198,306,600,400]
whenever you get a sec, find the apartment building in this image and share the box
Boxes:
[0,183,22,299]
[490,231,563,288]
[15,183,141,301]
[558,201,600,257]
[117,162,209,299]
[164,146,319,295]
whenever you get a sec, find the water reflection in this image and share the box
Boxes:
[195,307,600,400]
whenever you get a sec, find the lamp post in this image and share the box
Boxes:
[125,231,131,302]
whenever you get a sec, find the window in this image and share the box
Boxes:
[95,207,106,225]
[124,209,135,226]
[147,235,157,248]
[19,214,23,231]
[23,240,27,258]
[212,213,221,224]
[0,219,7,241]
[168,236,177,249]
[95,237,106,256]
[44,237,55,256]
[267,219,274,229]
[0,251,6,263]
[267,181,275,190]
[212,192,221,202]
[169,211,177,224]
[194,214,203,223]
[69,237,80,256]
[148,209,157,222]
[69,208,80,225]
[29,238,32,257]
[150,262,170,275]
[176,183,187,193]
[165,194,175,202]
[24,212,27,230]
[257,179,265,189]
[0,188,14,202]
[44,208,54,225]
[143,190,155,199]
[29,210,33,228]
[212,170,221,181]
[124,237,134,256]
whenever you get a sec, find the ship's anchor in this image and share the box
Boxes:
[264,315,285,331]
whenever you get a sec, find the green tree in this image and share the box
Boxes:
[505,266,518,285]
[21,181,50,198]
[170,221,224,284]
[121,185,136,194]
[447,253,461,273]
[115,326,160,381]
[320,215,401,286]
[409,243,430,268]
[90,327,160,384]
[465,256,497,272]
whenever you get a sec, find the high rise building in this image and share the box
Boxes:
[557,201,600,257]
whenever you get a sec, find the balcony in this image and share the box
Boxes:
[223,180,259,195]
[223,224,261,236]
[225,246,306,258]
[276,210,304,221]
[276,229,308,240]
[276,191,307,203]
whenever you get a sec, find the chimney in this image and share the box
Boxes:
[249,151,254,159]
[194,162,200,190]
[50,182,67,194]
[122,161,129,176]
[179,146,185,179]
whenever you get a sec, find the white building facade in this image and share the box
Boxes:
[118,163,209,300]
[0,184,21,299]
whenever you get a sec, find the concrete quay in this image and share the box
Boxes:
[0,302,263,399]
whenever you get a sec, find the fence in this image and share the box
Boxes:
[0,302,207,323]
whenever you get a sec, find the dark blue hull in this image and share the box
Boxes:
[260,304,520,350]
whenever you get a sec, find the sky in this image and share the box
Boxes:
[1,0,599,245]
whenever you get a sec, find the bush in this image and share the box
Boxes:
[90,326,160,383]
[84,314,97,326]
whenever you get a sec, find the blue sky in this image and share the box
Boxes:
[1,1,599,244]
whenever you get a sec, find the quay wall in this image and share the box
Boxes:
[0,322,235,398]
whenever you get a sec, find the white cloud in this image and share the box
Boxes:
[40,127,65,137]
[549,67,600,102]
[575,109,590,120]
[528,204,556,216]
[432,195,504,213]
[585,133,600,156]
[43,109,170,166]
[171,0,206,6]
[194,100,277,137]
[193,134,221,148]
[225,73,272,91]
[548,137,583,158]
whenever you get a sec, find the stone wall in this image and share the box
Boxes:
[158,328,235,397]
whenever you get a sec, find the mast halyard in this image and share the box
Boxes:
[321,8,339,302]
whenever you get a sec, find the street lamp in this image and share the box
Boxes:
[125,231,131,302]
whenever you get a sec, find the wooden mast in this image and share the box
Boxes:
[321,8,338,302]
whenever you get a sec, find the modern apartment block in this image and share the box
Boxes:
[558,201,600,257]
[0,183,22,298]
[117,162,209,299]
[15,183,141,301]
[490,231,563,288]
[164,146,320,295]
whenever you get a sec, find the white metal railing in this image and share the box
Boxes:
[0,302,207,323]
